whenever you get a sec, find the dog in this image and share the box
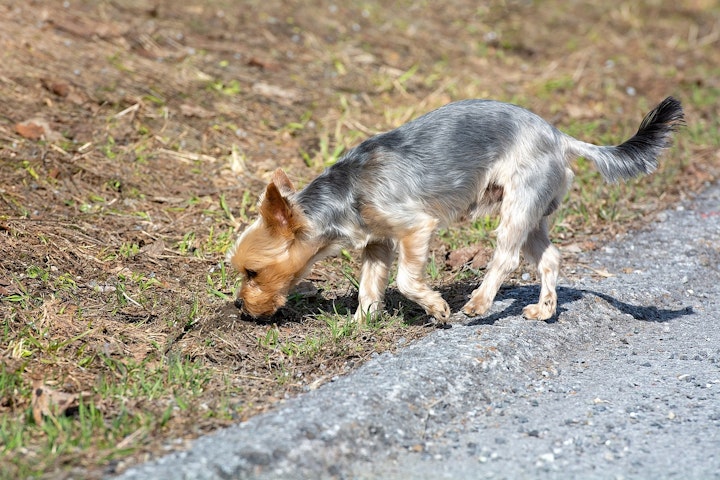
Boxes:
[228,97,684,323]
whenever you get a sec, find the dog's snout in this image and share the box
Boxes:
[234,297,244,310]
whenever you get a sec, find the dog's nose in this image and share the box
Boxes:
[234,297,244,310]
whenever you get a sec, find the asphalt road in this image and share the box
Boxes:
[116,182,720,480]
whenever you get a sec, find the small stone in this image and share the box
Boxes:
[47,80,70,97]
[538,452,555,463]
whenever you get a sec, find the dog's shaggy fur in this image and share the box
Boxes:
[228,97,684,322]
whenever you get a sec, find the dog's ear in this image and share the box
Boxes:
[271,168,296,196]
[260,181,296,235]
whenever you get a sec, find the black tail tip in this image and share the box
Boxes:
[654,96,685,128]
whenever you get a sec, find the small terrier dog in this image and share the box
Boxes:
[228,97,683,322]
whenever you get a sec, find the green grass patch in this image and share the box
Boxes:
[0,351,225,479]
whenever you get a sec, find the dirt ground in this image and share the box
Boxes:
[1,0,719,478]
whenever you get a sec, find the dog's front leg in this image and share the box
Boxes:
[396,219,451,322]
[354,241,395,322]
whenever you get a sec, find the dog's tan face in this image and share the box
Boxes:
[228,170,318,318]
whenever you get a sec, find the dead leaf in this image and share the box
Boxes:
[0,277,18,296]
[140,239,166,257]
[42,79,70,97]
[31,379,78,425]
[470,250,492,270]
[562,241,596,254]
[561,243,583,254]
[14,118,62,142]
[446,245,481,270]
[15,121,45,140]
[579,264,615,278]
[593,267,615,278]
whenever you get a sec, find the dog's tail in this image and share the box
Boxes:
[564,97,684,182]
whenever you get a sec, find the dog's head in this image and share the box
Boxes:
[227,169,319,318]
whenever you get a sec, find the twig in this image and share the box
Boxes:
[114,103,140,118]
[122,291,143,308]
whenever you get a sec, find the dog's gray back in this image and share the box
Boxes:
[360,100,563,216]
[294,97,682,245]
[296,100,564,240]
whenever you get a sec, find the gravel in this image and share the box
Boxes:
[115,183,720,480]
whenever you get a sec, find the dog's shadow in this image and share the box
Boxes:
[453,284,693,326]
[234,282,692,327]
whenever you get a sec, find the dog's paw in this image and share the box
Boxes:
[461,298,490,317]
[427,299,451,321]
[522,301,556,321]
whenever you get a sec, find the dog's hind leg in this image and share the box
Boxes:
[396,217,451,321]
[355,240,395,322]
[521,217,560,320]
[461,214,527,317]
[462,174,549,318]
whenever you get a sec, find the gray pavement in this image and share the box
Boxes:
[116,182,720,480]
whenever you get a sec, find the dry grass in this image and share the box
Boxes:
[1,0,719,478]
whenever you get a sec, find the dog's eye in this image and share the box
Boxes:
[245,269,258,279]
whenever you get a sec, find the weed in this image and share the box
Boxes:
[340,265,359,290]
[427,255,442,281]
[208,79,242,95]
[26,265,49,282]
[107,178,123,192]
[181,296,201,330]
[536,75,575,98]
[200,225,235,257]
[323,312,357,341]
[219,194,235,224]
[101,136,117,159]
[259,326,280,350]
[119,242,140,259]
[437,214,498,251]
[177,231,197,256]
[237,190,254,223]
[315,133,346,167]
[143,93,166,106]
[3,279,40,310]
[207,262,231,300]
[284,110,314,134]
[21,160,39,181]
[133,272,160,292]
[7,337,34,359]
